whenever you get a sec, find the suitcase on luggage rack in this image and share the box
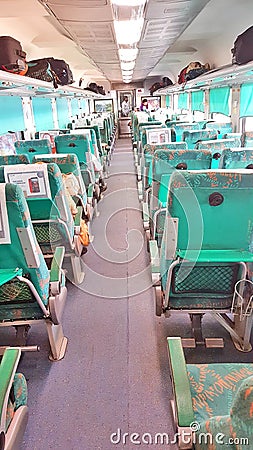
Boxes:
[232,26,253,65]
[0,36,27,75]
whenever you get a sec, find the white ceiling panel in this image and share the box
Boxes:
[38,0,211,83]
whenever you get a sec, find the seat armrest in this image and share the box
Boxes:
[0,348,21,432]
[87,184,94,201]
[50,246,65,295]
[167,337,195,427]
[150,240,160,273]
[74,206,82,234]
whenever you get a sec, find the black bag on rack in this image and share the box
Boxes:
[0,36,27,74]
[26,59,58,88]
[46,58,74,85]
[232,26,253,65]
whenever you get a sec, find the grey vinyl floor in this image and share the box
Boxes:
[5,137,252,449]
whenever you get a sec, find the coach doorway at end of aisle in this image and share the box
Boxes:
[117,90,134,137]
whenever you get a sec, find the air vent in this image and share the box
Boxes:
[64,22,115,44]
[44,0,108,6]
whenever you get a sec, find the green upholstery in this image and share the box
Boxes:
[203,121,233,138]
[14,139,52,163]
[0,163,75,255]
[182,130,218,149]
[168,337,253,449]
[172,122,200,142]
[77,125,102,156]
[151,150,212,247]
[0,184,68,360]
[139,124,164,150]
[0,183,50,319]
[219,148,253,169]
[223,132,242,142]
[160,170,253,309]
[33,154,88,208]
[55,133,96,187]
[241,131,253,148]
[0,155,29,165]
[0,348,27,437]
[196,138,241,168]
[141,142,187,192]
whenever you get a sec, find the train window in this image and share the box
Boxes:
[211,113,231,123]
[244,117,253,131]
[193,110,205,122]
[0,96,25,135]
[191,90,204,112]
[56,98,70,129]
[32,97,54,131]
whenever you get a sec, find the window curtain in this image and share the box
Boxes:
[191,90,204,112]
[56,98,69,129]
[165,95,171,108]
[209,87,230,116]
[240,83,253,117]
[178,92,188,110]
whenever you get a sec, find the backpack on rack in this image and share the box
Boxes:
[185,64,210,81]
[0,36,27,75]
[231,26,253,65]
[178,66,188,84]
[46,58,74,85]
[26,58,59,88]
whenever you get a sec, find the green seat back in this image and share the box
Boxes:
[182,130,218,149]
[203,121,233,138]
[0,155,30,165]
[196,138,241,168]
[33,154,87,206]
[172,122,200,142]
[55,134,95,184]
[0,183,50,320]
[160,170,253,302]
[14,139,52,163]
[220,148,253,169]
[242,131,253,148]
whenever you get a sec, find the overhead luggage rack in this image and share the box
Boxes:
[156,60,253,94]
[0,69,101,98]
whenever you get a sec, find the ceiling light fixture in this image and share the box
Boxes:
[112,0,148,83]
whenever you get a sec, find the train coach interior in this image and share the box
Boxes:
[0,1,253,449]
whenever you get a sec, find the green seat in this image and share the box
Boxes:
[182,130,218,149]
[220,148,253,169]
[154,169,253,351]
[172,122,201,142]
[195,138,241,168]
[14,139,52,163]
[0,348,28,449]
[0,155,30,165]
[0,183,68,360]
[203,121,233,138]
[149,150,212,247]
[1,163,85,285]
[168,337,253,449]
[241,131,253,148]
[55,133,97,193]
[32,153,89,217]
[142,142,187,194]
